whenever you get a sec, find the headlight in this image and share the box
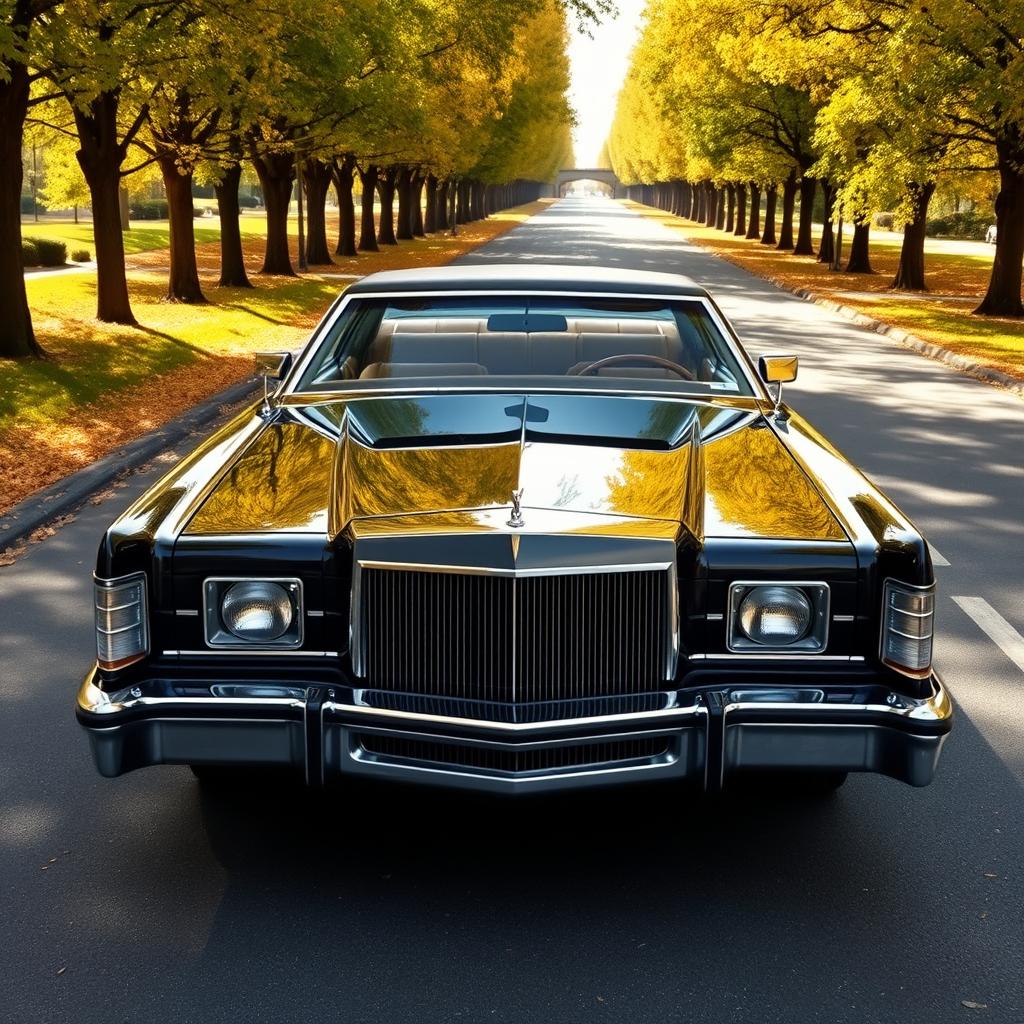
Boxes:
[204,578,303,648]
[738,586,811,644]
[95,573,149,670]
[880,580,934,677]
[727,582,829,652]
[222,581,293,641]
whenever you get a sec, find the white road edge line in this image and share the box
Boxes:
[952,597,1024,673]
[929,544,950,567]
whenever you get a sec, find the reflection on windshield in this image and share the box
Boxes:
[297,295,751,395]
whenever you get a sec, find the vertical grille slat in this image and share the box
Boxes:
[361,568,670,702]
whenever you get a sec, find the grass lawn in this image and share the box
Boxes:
[630,206,1024,379]
[21,204,383,259]
[1,200,547,516]
[22,218,224,257]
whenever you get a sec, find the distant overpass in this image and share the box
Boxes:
[550,168,623,198]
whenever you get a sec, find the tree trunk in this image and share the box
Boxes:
[411,174,426,236]
[436,178,451,230]
[118,186,130,231]
[215,162,252,288]
[377,166,397,245]
[733,183,747,236]
[690,182,700,220]
[715,187,726,230]
[395,166,413,241]
[302,159,333,265]
[704,183,717,227]
[457,180,470,223]
[158,153,205,302]
[0,61,42,357]
[695,181,706,222]
[892,181,935,291]
[358,164,379,251]
[724,183,735,233]
[845,218,873,273]
[73,94,135,324]
[976,131,1024,316]
[424,175,438,233]
[761,184,778,245]
[333,155,357,257]
[251,151,296,275]
[777,170,797,250]
[817,180,836,266]
[794,174,816,255]
[746,184,761,239]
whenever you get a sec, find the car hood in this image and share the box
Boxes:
[183,393,846,542]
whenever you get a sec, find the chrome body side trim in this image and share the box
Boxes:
[688,653,864,662]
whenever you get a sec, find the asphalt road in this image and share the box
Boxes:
[2,197,1022,1024]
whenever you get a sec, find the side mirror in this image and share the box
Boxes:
[758,354,798,415]
[255,350,293,380]
[255,351,293,417]
[758,353,798,384]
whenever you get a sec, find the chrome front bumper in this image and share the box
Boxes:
[77,667,953,792]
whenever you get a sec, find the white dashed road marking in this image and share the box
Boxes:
[929,544,950,567]
[953,597,1024,673]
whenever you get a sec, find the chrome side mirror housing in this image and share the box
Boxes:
[758,354,798,414]
[255,351,293,417]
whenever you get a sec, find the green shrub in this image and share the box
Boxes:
[873,212,894,229]
[71,248,91,262]
[927,211,989,239]
[129,198,169,220]
[20,195,46,215]
[238,194,261,209]
[21,239,40,267]
[23,236,67,266]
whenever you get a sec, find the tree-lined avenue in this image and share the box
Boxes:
[1,197,1022,1024]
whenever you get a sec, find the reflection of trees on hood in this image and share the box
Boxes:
[190,424,335,533]
[704,426,844,539]
[603,449,692,522]
[346,444,521,519]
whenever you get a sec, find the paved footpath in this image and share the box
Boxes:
[1,197,1022,1024]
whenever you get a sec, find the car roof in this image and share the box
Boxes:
[346,264,710,298]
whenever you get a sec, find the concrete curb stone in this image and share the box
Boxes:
[773,280,1024,399]
[0,375,260,551]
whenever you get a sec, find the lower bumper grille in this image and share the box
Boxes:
[357,734,670,774]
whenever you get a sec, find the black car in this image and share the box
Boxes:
[78,265,952,794]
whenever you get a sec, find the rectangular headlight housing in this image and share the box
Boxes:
[880,580,934,677]
[95,573,149,670]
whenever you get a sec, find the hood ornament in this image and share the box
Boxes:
[507,488,525,528]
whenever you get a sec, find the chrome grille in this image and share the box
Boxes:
[357,734,670,774]
[360,568,671,702]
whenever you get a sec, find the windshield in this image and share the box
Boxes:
[294,294,752,395]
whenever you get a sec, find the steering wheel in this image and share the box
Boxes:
[569,353,696,380]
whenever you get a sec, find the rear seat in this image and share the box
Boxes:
[359,318,690,378]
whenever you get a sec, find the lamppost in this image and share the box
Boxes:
[296,152,307,272]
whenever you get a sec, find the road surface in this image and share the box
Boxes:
[2,197,1022,1024]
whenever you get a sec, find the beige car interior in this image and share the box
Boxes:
[354,316,726,381]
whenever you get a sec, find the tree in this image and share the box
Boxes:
[0,0,60,358]
[40,0,205,323]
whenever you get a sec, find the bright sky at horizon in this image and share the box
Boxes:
[566,0,646,167]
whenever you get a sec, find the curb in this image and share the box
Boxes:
[782,285,1024,398]
[0,375,260,551]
